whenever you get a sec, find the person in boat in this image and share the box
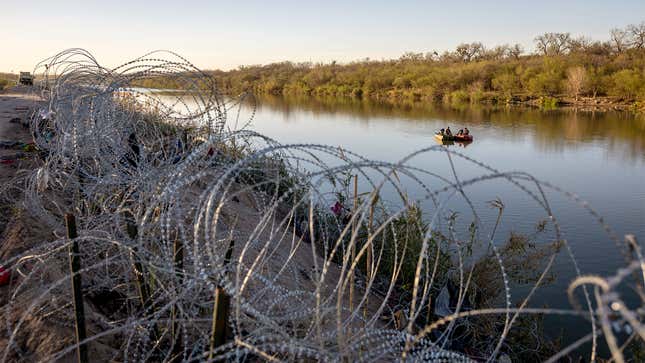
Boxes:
[464,127,470,135]
[438,128,445,135]
[445,127,452,136]
[457,129,464,135]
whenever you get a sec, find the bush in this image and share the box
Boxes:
[139,39,645,108]
[492,72,519,100]
[393,76,412,89]
[539,96,560,109]
[0,79,10,91]
[610,69,644,100]
[469,89,485,103]
[527,62,563,96]
[448,90,470,104]
[376,205,451,292]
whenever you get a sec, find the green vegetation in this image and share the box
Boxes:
[205,23,645,109]
[0,73,17,91]
[369,203,452,293]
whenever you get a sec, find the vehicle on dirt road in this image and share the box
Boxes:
[19,72,33,86]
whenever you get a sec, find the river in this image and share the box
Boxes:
[162,92,645,354]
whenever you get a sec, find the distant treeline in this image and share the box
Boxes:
[11,23,645,109]
[206,23,645,108]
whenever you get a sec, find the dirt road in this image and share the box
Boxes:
[0,86,42,178]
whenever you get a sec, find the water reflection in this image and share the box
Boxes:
[253,94,645,162]
[157,91,644,354]
[434,138,473,148]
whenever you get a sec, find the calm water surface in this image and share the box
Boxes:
[165,92,645,352]
[238,95,645,347]
[243,96,644,244]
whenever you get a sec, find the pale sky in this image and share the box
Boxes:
[1,0,644,72]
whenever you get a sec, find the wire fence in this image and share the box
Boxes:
[0,48,642,362]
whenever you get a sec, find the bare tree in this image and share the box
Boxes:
[455,44,469,61]
[551,33,572,55]
[584,41,613,57]
[398,52,425,62]
[439,50,459,63]
[610,28,629,53]
[534,32,571,55]
[425,51,440,61]
[566,66,588,101]
[507,44,524,60]
[485,45,510,60]
[534,34,550,55]
[568,36,592,53]
[455,42,485,62]
[627,22,645,49]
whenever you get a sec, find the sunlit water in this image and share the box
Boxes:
[163,92,645,352]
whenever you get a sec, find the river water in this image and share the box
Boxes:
[163,92,645,354]
[245,95,644,346]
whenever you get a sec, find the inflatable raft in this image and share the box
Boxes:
[434,133,473,142]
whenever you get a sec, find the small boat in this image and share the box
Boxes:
[435,133,473,142]
[434,138,454,146]
[453,134,473,142]
[434,133,450,142]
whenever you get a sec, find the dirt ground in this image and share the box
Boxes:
[0,86,41,181]
[0,86,396,362]
[0,86,78,362]
[0,86,42,233]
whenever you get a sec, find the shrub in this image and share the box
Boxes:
[448,90,470,104]
[527,69,562,96]
[539,96,560,109]
[492,72,520,100]
[610,69,644,100]
[376,205,451,292]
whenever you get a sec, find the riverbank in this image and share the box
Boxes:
[208,44,645,113]
[0,86,42,231]
[0,84,415,361]
[312,91,644,112]
[2,49,642,361]
[0,83,543,362]
[524,95,641,110]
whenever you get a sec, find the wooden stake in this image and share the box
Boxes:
[209,239,235,361]
[171,235,184,362]
[125,216,159,350]
[349,175,358,312]
[66,214,88,363]
[364,195,376,319]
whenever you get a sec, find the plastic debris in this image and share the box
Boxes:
[37,108,55,121]
[0,265,10,286]
[435,285,452,317]
[331,201,344,216]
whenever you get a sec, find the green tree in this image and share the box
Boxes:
[610,69,644,99]
[527,71,562,96]
[492,72,520,100]
[586,66,607,98]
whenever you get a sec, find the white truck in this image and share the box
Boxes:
[19,72,33,86]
